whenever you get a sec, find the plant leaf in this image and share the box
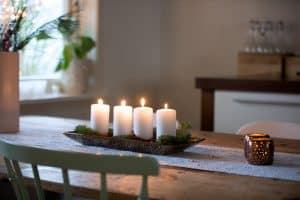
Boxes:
[16,12,78,50]
[55,44,73,71]
[35,31,53,40]
[55,59,64,72]
[58,17,78,38]
[74,36,96,59]
[62,44,73,70]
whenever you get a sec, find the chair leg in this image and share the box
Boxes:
[138,175,148,200]
[4,158,23,200]
[32,164,45,200]
[62,169,72,200]
[100,173,108,200]
[12,160,30,200]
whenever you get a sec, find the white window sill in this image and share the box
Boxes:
[20,75,97,105]
[20,93,96,105]
[20,76,61,100]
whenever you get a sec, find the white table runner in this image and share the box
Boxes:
[2,134,300,182]
[78,143,300,182]
[160,144,300,181]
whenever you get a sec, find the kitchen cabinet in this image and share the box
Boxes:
[195,75,300,131]
[214,91,300,133]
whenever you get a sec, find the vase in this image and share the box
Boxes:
[0,52,19,133]
[61,59,91,95]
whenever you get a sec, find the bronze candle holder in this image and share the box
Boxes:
[244,133,274,165]
[244,133,270,158]
[244,133,270,144]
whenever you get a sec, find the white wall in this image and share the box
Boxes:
[98,0,300,128]
[98,0,161,108]
[21,99,95,119]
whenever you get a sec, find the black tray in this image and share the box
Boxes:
[64,132,205,155]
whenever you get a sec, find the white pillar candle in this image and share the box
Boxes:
[113,100,133,136]
[153,113,180,129]
[133,98,153,140]
[156,103,176,139]
[90,98,110,135]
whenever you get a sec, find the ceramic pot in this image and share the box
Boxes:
[61,59,92,95]
[0,52,19,132]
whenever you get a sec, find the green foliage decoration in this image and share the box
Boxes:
[55,36,96,71]
[74,125,98,135]
[74,122,193,146]
[157,122,192,145]
[15,13,78,51]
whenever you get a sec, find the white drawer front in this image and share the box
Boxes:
[214,91,300,134]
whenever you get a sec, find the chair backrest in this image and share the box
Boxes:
[0,140,159,200]
[237,121,300,140]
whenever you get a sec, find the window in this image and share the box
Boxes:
[16,0,69,99]
[20,0,67,77]
[1,0,90,100]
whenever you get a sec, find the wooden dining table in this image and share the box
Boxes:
[0,116,300,200]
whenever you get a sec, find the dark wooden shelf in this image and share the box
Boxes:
[195,75,300,94]
[195,75,300,131]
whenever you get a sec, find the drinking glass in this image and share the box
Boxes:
[244,20,257,53]
[274,21,285,53]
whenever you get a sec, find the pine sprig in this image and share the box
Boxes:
[157,122,192,145]
[74,125,98,135]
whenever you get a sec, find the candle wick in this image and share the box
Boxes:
[164,103,168,109]
[98,98,104,105]
[141,98,145,107]
[121,100,126,106]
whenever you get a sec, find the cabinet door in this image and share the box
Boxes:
[286,57,300,80]
[214,91,300,134]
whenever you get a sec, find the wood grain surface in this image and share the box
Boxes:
[0,116,299,200]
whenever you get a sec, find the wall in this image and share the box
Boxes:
[98,0,161,108]
[98,0,300,129]
[22,0,300,127]
[159,0,300,128]
[21,98,95,119]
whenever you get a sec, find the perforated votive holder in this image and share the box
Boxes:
[244,133,274,165]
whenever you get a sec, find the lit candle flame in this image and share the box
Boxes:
[141,98,145,107]
[121,100,126,106]
[164,103,168,109]
[97,98,103,105]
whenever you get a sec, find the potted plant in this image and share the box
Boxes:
[56,34,96,95]
[0,1,77,132]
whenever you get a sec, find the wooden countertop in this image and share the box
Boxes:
[0,116,300,200]
[195,75,300,93]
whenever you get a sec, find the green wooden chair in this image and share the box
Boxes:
[0,140,159,200]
